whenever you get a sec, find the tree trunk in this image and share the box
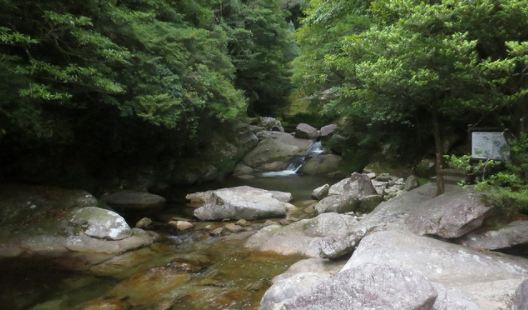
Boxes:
[432,110,445,195]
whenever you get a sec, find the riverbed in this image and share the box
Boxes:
[0,174,335,309]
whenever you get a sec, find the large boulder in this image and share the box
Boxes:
[189,186,292,220]
[319,183,442,258]
[103,191,166,210]
[406,186,492,239]
[295,123,319,139]
[245,213,358,257]
[459,220,528,250]
[300,154,342,176]
[242,132,312,170]
[344,230,528,309]
[278,263,437,310]
[71,207,131,240]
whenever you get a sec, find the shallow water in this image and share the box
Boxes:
[0,175,330,309]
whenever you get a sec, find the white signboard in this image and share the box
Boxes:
[471,131,510,161]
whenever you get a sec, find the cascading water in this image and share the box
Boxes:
[261,141,324,177]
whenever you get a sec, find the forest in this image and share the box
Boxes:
[1,1,528,309]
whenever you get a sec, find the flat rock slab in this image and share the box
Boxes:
[279,263,437,310]
[459,220,528,250]
[103,191,166,209]
[190,186,292,220]
[344,230,528,309]
[406,186,492,239]
[245,213,358,257]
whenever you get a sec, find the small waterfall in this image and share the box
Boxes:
[261,141,323,177]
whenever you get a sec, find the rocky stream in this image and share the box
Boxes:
[1,119,528,309]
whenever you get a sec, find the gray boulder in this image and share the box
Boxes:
[319,183,442,258]
[295,123,319,139]
[344,230,528,309]
[406,186,492,239]
[71,207,131,240]
[319,124,337,138]
[280,263,437,310]
[300,154,342,176]
[459,221,528,250]
[315,195,359,214]
[103,191,166,209]
[245,213,358,257]
[311,184,329,200]
[328,173,377,197]
[191,186,292,220]
[242,132,312,170]
[261,272,331,310]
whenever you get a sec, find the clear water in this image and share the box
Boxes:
[0,174,333,310]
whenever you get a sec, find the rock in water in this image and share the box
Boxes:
[458,220,528,250]
[279,264,437,310]
[300,154,342,176]
[311,184,330,200]
[103,191,166,209]
[71,207,131,240]
[190,186,292,220]
[406,186,492,238]
[344,230,528,309]
[169,220,194,231]
[295,123,319,139]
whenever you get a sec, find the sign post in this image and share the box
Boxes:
[470,129,510,161]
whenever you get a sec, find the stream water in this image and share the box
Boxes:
[0,174,336,310]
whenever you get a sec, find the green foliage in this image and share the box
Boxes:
[0,0,295,184]
[220,0,296,116]
[446,135,528,212]
[293,0,528,168]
